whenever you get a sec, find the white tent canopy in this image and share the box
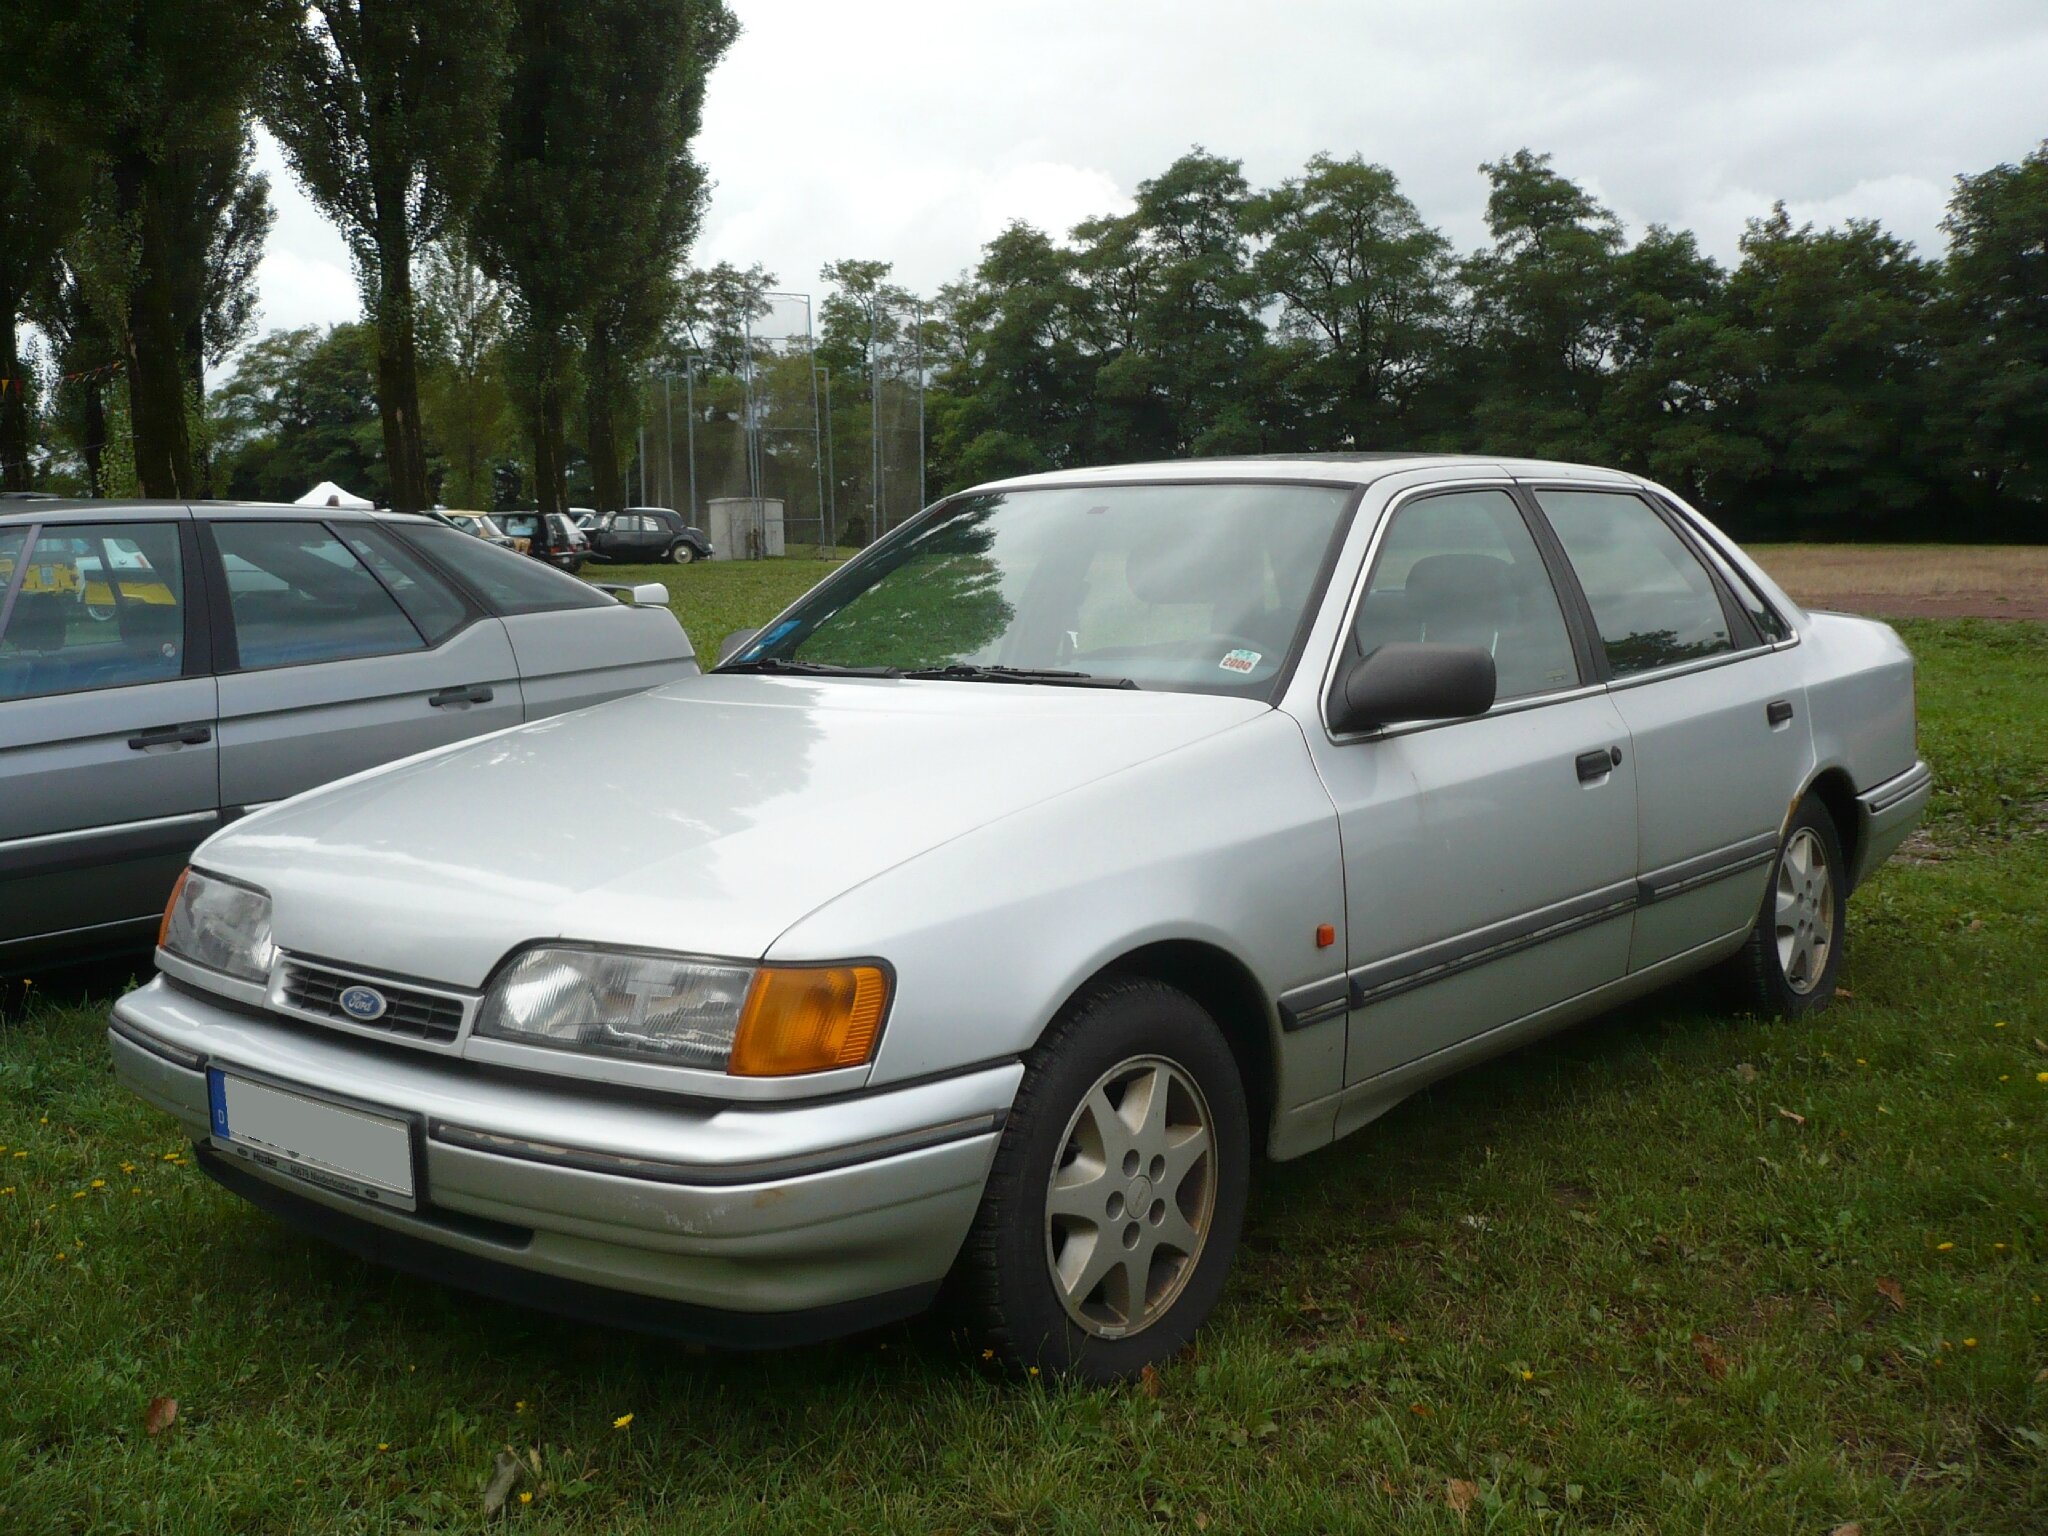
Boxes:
[294,480,374,509]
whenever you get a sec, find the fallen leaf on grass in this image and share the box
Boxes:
[1875,1277,1906,1312]
[482,1450,522,1518]
[1733,1062,1759,1082]
[1445,1478,1479,1517]
[1835,989,1854,1000]
[1138,1364,1161,1399]
[143,1397,177,1436]
[2033,1038,2048,1057]
[1691,1332,1731,1381]
[1775,1105,1807,1127]
[1830,1525,1863,1536]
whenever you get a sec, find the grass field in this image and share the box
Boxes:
[2,602,2044,1529]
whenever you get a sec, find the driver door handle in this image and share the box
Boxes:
[128,723,212,750]
[428,684,494,709]
[1576,746,1622,782]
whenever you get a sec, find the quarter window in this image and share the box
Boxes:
[0,522,188,700]
[1351,489,1580,702]
[339,523,469,644]
[1536,490,1734,676]
[214,520,424,669]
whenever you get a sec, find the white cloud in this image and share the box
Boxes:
[249,0,2048,327]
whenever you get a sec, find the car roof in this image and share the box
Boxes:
[964,452,1642,494]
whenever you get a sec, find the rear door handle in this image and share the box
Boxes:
[128,724,212,750]
[1576,746,1622,782]
[427,685,494,709]
[1767,698,1795,727]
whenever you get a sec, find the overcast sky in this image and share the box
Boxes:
[254,0,2048,336]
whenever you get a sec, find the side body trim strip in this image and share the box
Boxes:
[1347,880,1638,1009]
[1277,975,1350,1032]
[1636,831,1781,905]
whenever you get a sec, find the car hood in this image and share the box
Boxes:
[199,674,1268,987]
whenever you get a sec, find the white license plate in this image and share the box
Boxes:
[208,1070,416,1210]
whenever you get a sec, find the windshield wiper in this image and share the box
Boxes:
[720,657,902,678]
[901,663,1138,689]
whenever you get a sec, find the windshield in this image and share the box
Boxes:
[732,482,1354,696]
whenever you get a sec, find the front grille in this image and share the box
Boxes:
[279,960,466,1044]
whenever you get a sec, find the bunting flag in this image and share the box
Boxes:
[0,360,125,397]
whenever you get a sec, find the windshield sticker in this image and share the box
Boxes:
[1219,648,1261,675]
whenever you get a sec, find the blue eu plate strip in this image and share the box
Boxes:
[206,1068,230,1139]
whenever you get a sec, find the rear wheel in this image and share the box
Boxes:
[1734,796,1847,1016]
[667,540,696,565]
[960,979,1249,1383]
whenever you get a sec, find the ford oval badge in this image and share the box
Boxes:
[338,985,388,1022]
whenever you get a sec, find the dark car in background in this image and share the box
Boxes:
[588,506,714,565]
[494,512,589,573]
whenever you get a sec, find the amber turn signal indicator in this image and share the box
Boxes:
[727,964,889,1076]
[1315,923,1336,949]
[159,867,190,950]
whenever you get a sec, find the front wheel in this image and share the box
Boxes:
[667,540,697,565]
[959,979,1249,1383]
[1734,796,1847,1016]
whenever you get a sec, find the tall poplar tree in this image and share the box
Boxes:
[264,1,511,512]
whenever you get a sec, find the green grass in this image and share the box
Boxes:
[2,618,2043,1533]
[595,548,851,660]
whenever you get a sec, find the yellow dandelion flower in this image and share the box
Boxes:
[120,1163,135,1174]
[519,1491,533,1505]
[2001,1075,2011,1082]
[161,1153,178,1162]
[612,1413,634,1430]
[54,1250,66,1261]
[981,1349,994,1360]
[1994,1020,2007,1028]
[39,1116,49,1125]
[1963,1338,1977,1348]
[12,1150,26,1159]
[1937,1241,1955,1251]
[1520,1369,1534,1382]
[90,1178,105,1189]
[376,1442,389,1452]
[1994,1242,2007,1251]
[1,1187,13,1196]
[1029,1367,1040,1377]
[2037,1072,2048,1085]
[71,1190,87,1199]
[515,1400,527,1413]
[129,1187,140,1195]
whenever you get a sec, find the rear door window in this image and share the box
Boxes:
[1535,490,1735,677]
[392,523,613,615]
[213,520,424,669]
[0,522,188,700]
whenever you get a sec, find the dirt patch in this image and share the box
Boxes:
[1749,544,2048,622]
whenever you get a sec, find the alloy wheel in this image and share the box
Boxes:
[1774,826,1835,994]
[1043,1054,1215,1339]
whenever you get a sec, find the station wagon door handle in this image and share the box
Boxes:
[1767,698,1795,727]
[1575,746,1622,782]
[128,724,213,750]
[427,685,495,709]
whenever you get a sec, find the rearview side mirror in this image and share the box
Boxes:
[1327,641,1496,734]
[716,627,761,665]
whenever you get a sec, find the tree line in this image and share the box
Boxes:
[0,0,735,515]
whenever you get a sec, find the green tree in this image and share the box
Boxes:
[474,0,735,516]
[1937,141,2048,520]
[1244,153,1455,449]
[263,0,511,513]
[4,0,286,496]
[1463,149,1625,459]
[0,112,86,489]
[418,239,512,510]
[1714,206,1943,535]
[212,323,385,503]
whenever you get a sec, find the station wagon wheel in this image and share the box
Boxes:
[959,978,1249,1383]
[1733,796,1848,1017]
[1045,1055,1216,1339]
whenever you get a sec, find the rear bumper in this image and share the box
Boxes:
[1851,759,1933,889]
[109,977,1019,1334]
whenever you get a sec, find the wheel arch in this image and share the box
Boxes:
[1050,938,1278,1153]
[1800,766,1862,886]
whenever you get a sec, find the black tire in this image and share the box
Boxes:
[1733,795,1847,1016]
[960,978,1250,1383]
[667,540,696,565]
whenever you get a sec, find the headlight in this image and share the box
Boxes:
[159,868,276,983]
[475,946,888,1076]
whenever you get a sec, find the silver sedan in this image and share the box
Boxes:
[109,455,1930,1380]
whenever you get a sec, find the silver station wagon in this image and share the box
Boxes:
[109,455,1930,1380]
[0,501,694,970]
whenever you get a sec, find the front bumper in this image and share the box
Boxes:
[110,977,1019,1334]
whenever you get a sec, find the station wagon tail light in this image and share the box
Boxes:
[728,965,889,1077]
[159,868,276,983]
[475,947,889,1076]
